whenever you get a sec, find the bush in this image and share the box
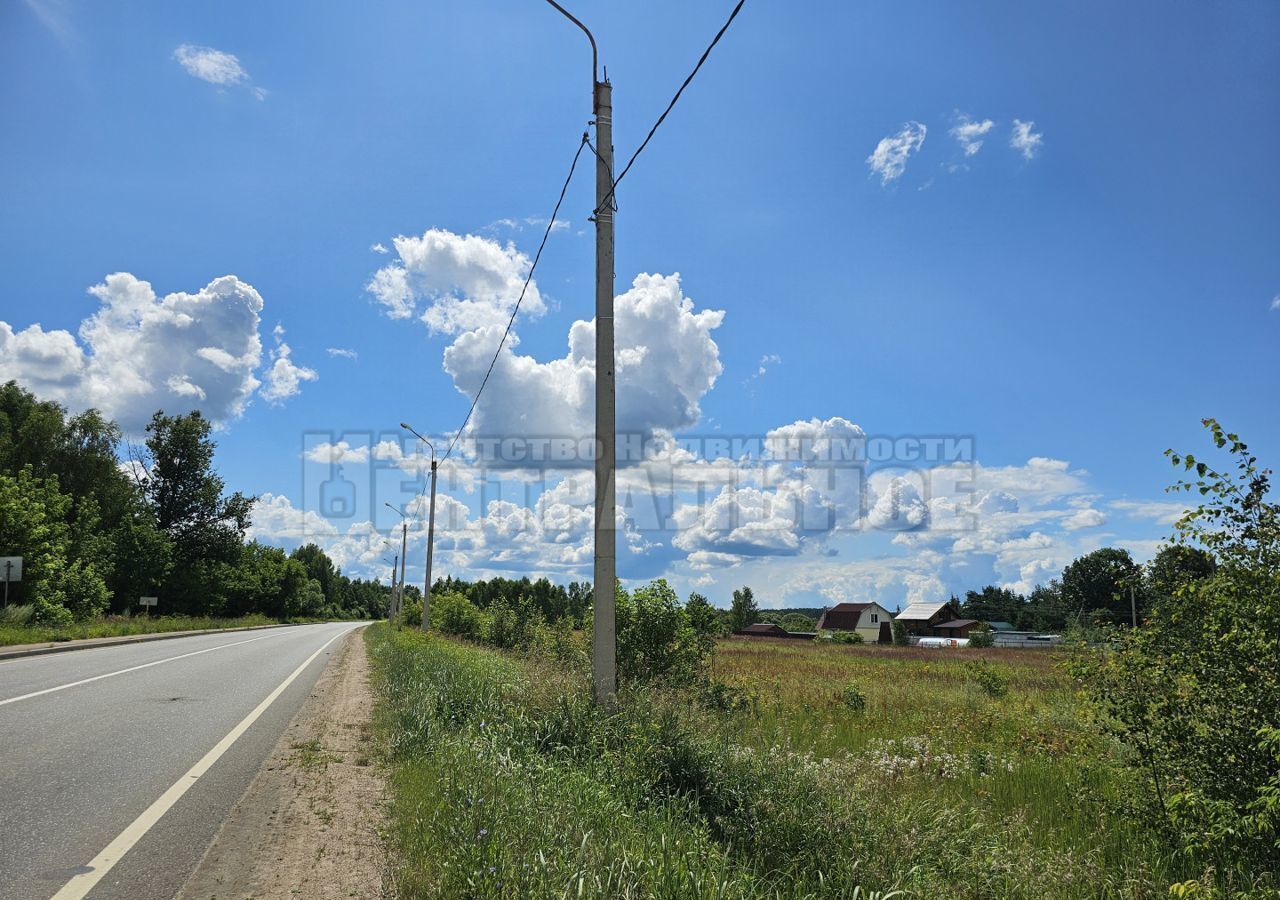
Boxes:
[891,618,910,646]
[832,630,864,645]
[0,603,34,625]
[399,596,423,627]
[1077,421,1280,876]
[968,626,995,648]
[840,682,867,712]
[615,579,708,683]
[432,590,486,640]
[966,659,1008,698]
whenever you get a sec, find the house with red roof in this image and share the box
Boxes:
[815,602,895,643]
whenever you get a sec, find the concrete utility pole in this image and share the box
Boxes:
[592,77,617,704]
[398,520,408,619]
[545,1,615,703]
[401,422,438,631]
[386,503,409,622]
[386,554,398,619]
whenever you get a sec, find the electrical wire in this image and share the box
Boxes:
[595,0,746,215]
[440,132,590,463]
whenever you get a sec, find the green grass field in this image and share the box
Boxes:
[368,625,1193,899]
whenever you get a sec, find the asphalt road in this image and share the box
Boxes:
[0,621,365,900]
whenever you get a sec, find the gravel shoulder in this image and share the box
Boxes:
[176,626,390,900]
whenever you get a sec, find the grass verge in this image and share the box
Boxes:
[0,611,282,646]
[368,625,1193,899]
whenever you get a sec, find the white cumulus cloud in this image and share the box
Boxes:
[866,122,927,184]
[260,325,317,405]
[443,272,724,453]
[1010,119,1043,159]
[950,115,995,156]
[304,440,370,465]
[0,272,271,431]
[173,44,266,100]
[366,228,544,331]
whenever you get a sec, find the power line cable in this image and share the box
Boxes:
[440,132,590,463]
[595,0,746,215]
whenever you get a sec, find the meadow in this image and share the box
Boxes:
[368,625,1197,899]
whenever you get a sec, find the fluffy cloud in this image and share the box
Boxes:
[444,273,724,452]
[366,229,545,331]
[260,325,317,405]
[247,492,338,543]
[950,115,995,156]
[1062,508,1107,531]
[172,44,266,100]
[0,273,275,431]
[305,440,369,465]
[866,122,927,184]
[326,347,358,360]
[173,44,247,85]
[1010,119,1044,159]
[867,475,929,531]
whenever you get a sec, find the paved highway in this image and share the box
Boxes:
[0,621,364,900]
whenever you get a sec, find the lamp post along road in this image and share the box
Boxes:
[545,0,617,704]
[401,422,438,632]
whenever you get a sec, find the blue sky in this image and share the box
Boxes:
[3,0,1277,608]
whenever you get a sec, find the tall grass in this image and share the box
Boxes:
[0,611,280,646]
[369,626,1192,898]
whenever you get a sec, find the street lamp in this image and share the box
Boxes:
[385,502,409,622]
[401,421,438,632]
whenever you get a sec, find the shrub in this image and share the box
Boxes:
[891,619,910,645]
[1077,421,1280,875]
[432,590,486,640]
[399,596,423,627]
[841,682,867,712]
[968,626,995,648]
[966,659,1008,698]
[831,630,865,645]
[615,579,708,683]
[0,603,34,625]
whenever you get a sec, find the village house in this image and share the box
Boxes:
[893,599,965,637]
[815,602,895,643]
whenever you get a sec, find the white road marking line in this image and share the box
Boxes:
[50,625,355,900]
[0,633,282,707]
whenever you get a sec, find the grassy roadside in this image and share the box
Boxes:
[0,611,284,646]
[367,624,1186,899]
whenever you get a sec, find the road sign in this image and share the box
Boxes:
[1,557,21,606]
[1,557,22,582]
[139,596,158,607]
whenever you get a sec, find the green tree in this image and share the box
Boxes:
[1145,543,1216,600]
[1077,420,1280,877]
[142,411,253,613]
[728,585,759,631]
[291,543,339,607]
[1061,547,1145,627]
[616,579,706,682]
[960,585,1023,623]
[0,466,109,622]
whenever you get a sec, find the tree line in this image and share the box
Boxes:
[0,381,386,624]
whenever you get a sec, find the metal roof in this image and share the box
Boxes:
[936,619,981,629]
[895,601,952,620]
